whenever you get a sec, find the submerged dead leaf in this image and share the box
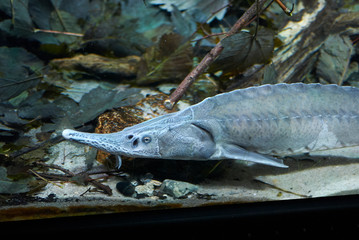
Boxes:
[136,33,193,84]
[316,34,354,85]
[0,166,32,194]
[82,0,172,57]
[209,28,274,75]
[54,86,141,129]
[149,0,229,23]
[0,47,43,102]
[49,10,82,44]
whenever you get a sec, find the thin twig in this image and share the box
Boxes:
[32,162,113,195]
[274,0,294,16]
[37,162,74,176]
[29,169,63,188]
[353,36,359,45]
[10,0,15,26]
[164,0,270,110]
[33,28,84,37]
[192,32,227,42]
[0,76,43,88]
[50,0,67,32]
[86,177,112,195]
[193,0,276,43]
[9,135,64,159]
[8,125,92,159]
[338,46,353,86]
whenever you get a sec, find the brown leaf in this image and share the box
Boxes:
[209,28,274,75]
[136,33,193,84]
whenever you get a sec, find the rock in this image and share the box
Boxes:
[116,181,135,197]
[160,179,198,198]
[135,179,161,197]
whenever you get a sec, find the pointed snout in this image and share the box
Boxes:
[62,129,99,145]
[62,129,80,140]
[62,128,161,160]
[62,129,124,155]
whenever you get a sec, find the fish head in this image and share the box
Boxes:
[119,127,162,158]
[62,119,216,161]
[62,127,162,159]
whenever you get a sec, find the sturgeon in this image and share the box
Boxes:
[62,83,359,169]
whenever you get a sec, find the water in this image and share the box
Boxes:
[0,0,359,223]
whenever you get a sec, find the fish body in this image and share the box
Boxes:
[62,83,359,169]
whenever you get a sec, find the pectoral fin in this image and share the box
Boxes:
[214,144,288,168]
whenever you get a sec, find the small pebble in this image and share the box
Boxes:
[135,179,162,197]
[160,179,198,199]
[116,181,135,197]
[139,172,154,184]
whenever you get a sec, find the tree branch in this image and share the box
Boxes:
[164,0,270,110]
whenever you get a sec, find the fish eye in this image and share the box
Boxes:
[142,136,151,144]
